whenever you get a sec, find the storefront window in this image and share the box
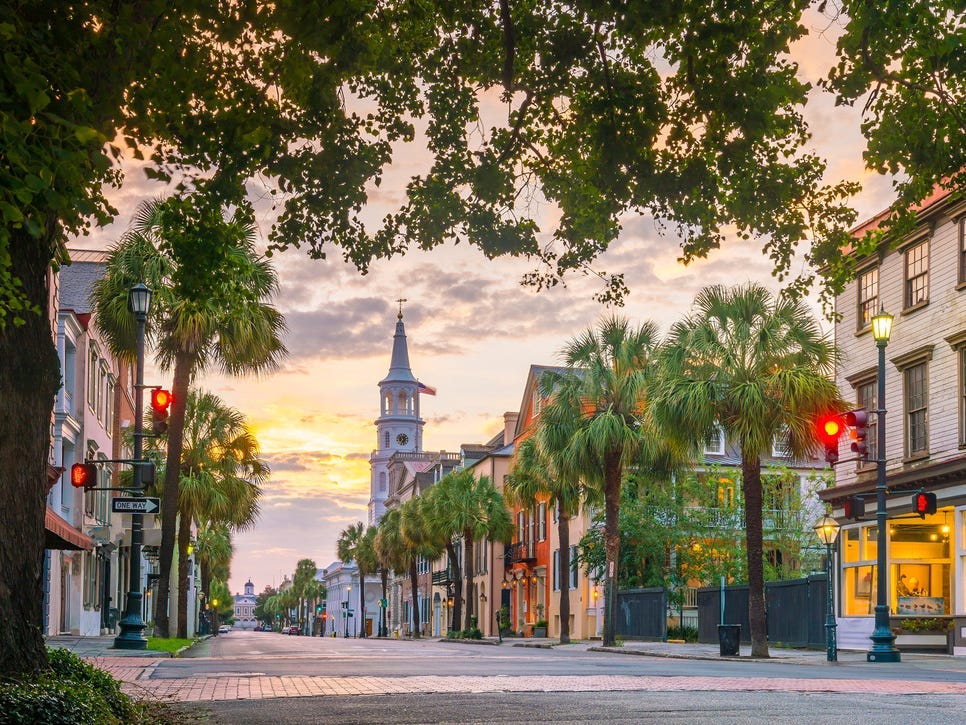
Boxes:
[891,511,951,616]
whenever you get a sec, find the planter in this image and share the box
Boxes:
[893,631,952,654]
[533,626,547,638]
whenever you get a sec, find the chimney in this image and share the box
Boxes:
[503,412,519,446]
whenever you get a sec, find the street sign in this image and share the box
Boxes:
[112,497,160,514]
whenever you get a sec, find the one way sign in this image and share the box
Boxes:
[112,497,160,514]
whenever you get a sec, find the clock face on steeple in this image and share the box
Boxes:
[396,433,409,446]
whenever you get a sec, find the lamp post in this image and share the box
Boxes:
[345,585,352,638]
[868,306,900,662]
[813,515,840,662]
[114,283,151,650]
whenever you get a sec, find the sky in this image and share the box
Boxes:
[72,10,899,598]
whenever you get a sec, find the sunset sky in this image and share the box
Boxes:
[73,11,899,598]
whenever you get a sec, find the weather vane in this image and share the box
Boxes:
[396,297,407,319]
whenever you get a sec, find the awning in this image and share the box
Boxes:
[45,507,93,551]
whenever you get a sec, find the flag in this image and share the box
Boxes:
[417,381,436,396]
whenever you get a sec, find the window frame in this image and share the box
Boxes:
[703,423,725,456]
[854,377,878,465]
[959,217,966,287]
[903,237,930,310]
[903,361,929,458]
[856,266,879,331]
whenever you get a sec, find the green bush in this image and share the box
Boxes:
[0,648,141,725]
[465,628,482,640]
[666,625,698,643]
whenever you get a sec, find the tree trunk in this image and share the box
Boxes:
[380,567,389,636]
[446,541,462,633]
[558,513,571,643]
[154,351,193,637]
[463,531,475,632]
[742,449,769,658]
[602,454,623,647]
[358,568,366,637]
[0,231,60,677]
[200,561,211,635]
[408,558,420,638]
[176,514,190,638]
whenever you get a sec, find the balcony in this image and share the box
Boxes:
[504,541,536,565]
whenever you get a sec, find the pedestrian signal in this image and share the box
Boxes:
[70,463,98,490]
[843,496,865,520]
[912,491,936,518]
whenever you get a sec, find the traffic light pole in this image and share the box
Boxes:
[114,292,149,649]
[867,336,900,662]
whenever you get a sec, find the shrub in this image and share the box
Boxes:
[0,649,142,725]
[666,625,698,642]
[534,620,548,629]
[895,617,951,633]
[465,628,482,640]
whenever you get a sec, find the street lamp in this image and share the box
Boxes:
[813,515,840,662]
[345,585,352,638]
[868,306,900,662]
[114,283,152,650]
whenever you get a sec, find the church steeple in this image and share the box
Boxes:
[368,304,426,524]
[381,303,416,384]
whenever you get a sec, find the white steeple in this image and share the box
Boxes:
[368,303,425,524]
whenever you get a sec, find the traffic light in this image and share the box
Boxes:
[150,388,172,435]
[70,462,98,490]
[845,409,869,459]
[816,413,845,464]
[843,495,865,520]
[912,491,937,518]
[316,604,322,614]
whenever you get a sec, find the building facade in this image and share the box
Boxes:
[820,187,966,655]
[233,580,257,630]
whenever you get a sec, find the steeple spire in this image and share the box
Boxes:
[382,302,416,383]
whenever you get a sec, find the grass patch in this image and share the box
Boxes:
[146,637,195,654]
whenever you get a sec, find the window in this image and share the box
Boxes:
[87,347,98,412]
[855,378,878,463]
[537,502,546,541]
[384,431,389,449]
[904,239,929,308]
[569,545,578,589]
[959,217,966,285]
[105,376,115,435]
[961,348,966,447]
[904,362,928,456]
[517,511,525,544]
[379,472,387,492]
[857,267,879,329]
[704,424,724,456]
[771,426,790,458]
[97,363,107,422]
[552,549,559,591]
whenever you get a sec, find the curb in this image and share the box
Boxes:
[437,638,501,646]
[512,641,555,649]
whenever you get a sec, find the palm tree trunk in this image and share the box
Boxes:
[602,454,622,647]
[176,514,191,638]
[380,567,389,636]
[0,229,60,677]
[408,558,420,638]
[463,531,475,632]
[742,449,768,657]
[446,541,462,633]
[558,513,571,643]
[155,350,193,638]
[358,569,366,637]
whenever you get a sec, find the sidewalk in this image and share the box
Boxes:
[46,635,181,659]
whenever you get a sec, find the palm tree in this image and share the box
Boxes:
[293,559,319,634]
[373,515,402,637]
[91,195,287,637]
[374,506,422,637]
[400,497,444,637]
[171,390,265,638]
[505,436,583,643]
[655,283,842,658]
[539,315,677,647]
[195,522,233,634]
[336,523,377,637]
[431,469,513,632]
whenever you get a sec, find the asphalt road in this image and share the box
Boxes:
[165,630,966,684]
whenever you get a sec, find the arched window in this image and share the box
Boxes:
[379,472,387,492]
[399,392,408,415]
[383,392,393,415]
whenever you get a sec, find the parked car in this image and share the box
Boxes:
[218,624,231,634]
[285,625,300,635]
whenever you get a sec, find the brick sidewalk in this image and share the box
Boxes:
[91,658,966,704]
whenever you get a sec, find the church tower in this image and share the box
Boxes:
[368,305,425,524]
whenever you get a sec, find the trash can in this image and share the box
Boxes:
[718,624,741,656]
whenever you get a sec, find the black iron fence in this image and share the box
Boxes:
[695,573,827,648]
[615,587,667,640]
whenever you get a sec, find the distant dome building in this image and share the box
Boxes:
[233,580,257,630]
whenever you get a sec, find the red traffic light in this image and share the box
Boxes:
[151,388,172,434]
[70,462,98,490]
[913,491,937,517]
[816,413,845,463]
[151,388,172,411]
[843,496,865,520]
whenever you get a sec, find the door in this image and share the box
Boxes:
[433,593,441,636]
